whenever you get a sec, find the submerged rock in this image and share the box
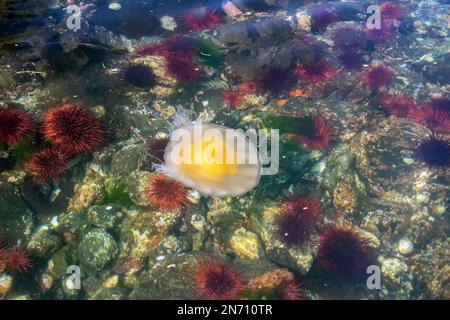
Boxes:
[129,253,198,299]
[251,205,316,274]
[79,228,118,272]
[27,225,62,257]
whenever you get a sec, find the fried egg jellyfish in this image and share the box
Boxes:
[155,108,261,197]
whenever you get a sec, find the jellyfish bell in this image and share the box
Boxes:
[155,109,261,197]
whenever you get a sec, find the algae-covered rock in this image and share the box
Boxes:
[79,228,118,272]
[229,227,264,260]
[0,183,34,244]
[27,225,63,257]
[119,208,179,259]
[67,164,106,213]
[88,204,124,230]
[111,142,150,177]
[129,253,198,299]
[411,238,450,299]
[56,212,90,235]
[350,118,428,198]
[322,144,367,216]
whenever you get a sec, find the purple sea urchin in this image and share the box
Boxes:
[317,224,375,276]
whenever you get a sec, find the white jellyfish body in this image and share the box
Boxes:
[155,109,261,197]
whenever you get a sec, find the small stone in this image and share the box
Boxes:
[103,275,119,289]
[416,193,429,203]
[311,160,326,173]
[398,238,414,255]
[0,274,13,297]
[108,2,122,10]
[402,157,415,165]
[186,190,201,205]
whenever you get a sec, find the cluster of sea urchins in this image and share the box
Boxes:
[26,104,105,181]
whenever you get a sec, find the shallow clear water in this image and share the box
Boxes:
[0,0,449,300]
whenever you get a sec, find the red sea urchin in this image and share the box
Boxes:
[332,27,368,51]
[380,95,417,118]
[239,82,257,95]
[223,90,244,108]
[363,19,397,44]
[4,246,32,273]
[411,97,450,133]
[144,174,189,212]
[26,147,69,181]
[294,116,333,150]
[0,107,34,146]
[184,7,222,31]
[134,36,199,58]
[361,65,394,91]
[417,136,450,170]
[42,104,105,154]
[165,52,205,83]
[380,2,407,21]
[317,224,375,276]
[275,196,322,248]
[260,67,296,95]
[279,281,304,300]
[193,260,244,300]
[295,60,335,85]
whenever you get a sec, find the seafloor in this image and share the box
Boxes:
[0,0,449,300]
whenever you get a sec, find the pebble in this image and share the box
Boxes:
[398,238,414,255]
[190,214,206,232]
[0,274,13,296]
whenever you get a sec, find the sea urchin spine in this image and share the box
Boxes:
[361,65,395,91]
[317,224,375,276]
[4,246,32,273]
[144,174,189,212]
[223,90,244,108]
[193,260,244,300]
[184,7,222,31]
[0,107,34,147]
[26,147,70,181]
[42,104,105,155]
[417,135,450,170]
[294,116,334,150]
[275,195,322,248]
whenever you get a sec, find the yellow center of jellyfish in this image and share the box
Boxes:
[177,135,238,180]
